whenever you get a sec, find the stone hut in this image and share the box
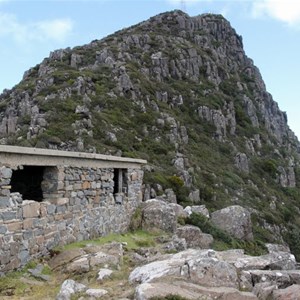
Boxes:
[0,145,146,273]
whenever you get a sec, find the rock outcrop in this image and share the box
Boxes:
[0,9,300,270]
[211,205,253,240]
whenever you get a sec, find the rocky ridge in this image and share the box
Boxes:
[1,201,299,300]
[1,10,300,258]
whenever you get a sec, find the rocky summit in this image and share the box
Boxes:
[1,9,300,296]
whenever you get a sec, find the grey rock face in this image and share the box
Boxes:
[272,284,300,300]
[135,281,257,300]
[184,205,210,218]
[211,205,253,240]
[141,199,177,233]
[234,152,249,173]
[176,225,213,249]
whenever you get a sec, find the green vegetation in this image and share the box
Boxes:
[2,9,300,258]
[54,230,158,252]
[0,261,58,299]
[187,213,267,256]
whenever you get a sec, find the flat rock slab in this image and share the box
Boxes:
[135,281,258,300]
[272,284,300,300]
[48,248,85,269]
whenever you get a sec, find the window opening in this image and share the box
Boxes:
[10,166,45,201]
[113,169,128,194]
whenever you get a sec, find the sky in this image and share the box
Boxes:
[0,0,300,138]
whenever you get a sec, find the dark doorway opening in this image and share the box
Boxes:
[10,166,45,201]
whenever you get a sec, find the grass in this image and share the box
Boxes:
[0,230,163,299]
[54,230,159,252]
[0,261,60,299]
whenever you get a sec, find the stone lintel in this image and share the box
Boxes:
[0,145,147,169]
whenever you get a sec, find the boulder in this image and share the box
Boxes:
[66,256,90,274]
[272,284,300,300]
[211,205,253,240]
[141,199,177,233]
[129,248,239,288]
[176,225,213,249]
[266,243,290,254]
[56,279,86,300]
[240,269,300,290]
[168,203,188,218]
[234,152,249,173]
[97,268,113,281]
[184,205,210,218]
[135,281,258,300]
[49,248,85,270]
[85,288,108,298]
[234,251,296,271]
[188,189,200,203]
[129,249,212,284]
[163,235,187,252]
[252,282,277,300]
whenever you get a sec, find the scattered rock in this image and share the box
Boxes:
[176,225,213,249]
[141,199,177,233]
[49,249,85,270]
[56,279,86,300]
[211,205,253,240]
[28,264,51,281]
[135,281,258,300]
[85,288,108,298]
[272,284,300,300]
[97,268,113,281]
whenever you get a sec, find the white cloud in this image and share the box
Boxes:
[0,12,73,43]
[252,0,300,26]
[167,0,211,7]
[35,19,73,42]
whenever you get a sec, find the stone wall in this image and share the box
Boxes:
[0,165,144,273]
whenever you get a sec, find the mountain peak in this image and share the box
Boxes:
[0,10,300,257]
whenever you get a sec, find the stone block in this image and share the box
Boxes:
[7,221,22,232]
[23,230,34,240]
[82,181,91,190]
[66,185,73,191]
[1,211,17,222]
[49,198,69,206]
[63,212,73,220]
[36,235,45,245]
[131,172,140,181]
[56,206,66,214]
[0,179,10,186]
[57,181,64,190]
[10,242,20,256]
[29,245,39,255]
[3,257,20,272]
[18,249,30,264]
[94,196,100,204]
[0,224,7,234]
[73,183,82,190]
[54,214,65,221]
[47,204,56,215]
[22,201,40,218]
[0,189,10,196]
[0,167,12,179]
[71,191,77,197]
[40,204,48,217]
[0,197,11,208]
[23,218,33,229]
[57,171,65,181]
[1,185,11,189]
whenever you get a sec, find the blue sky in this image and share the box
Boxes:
[1,0,300,138]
